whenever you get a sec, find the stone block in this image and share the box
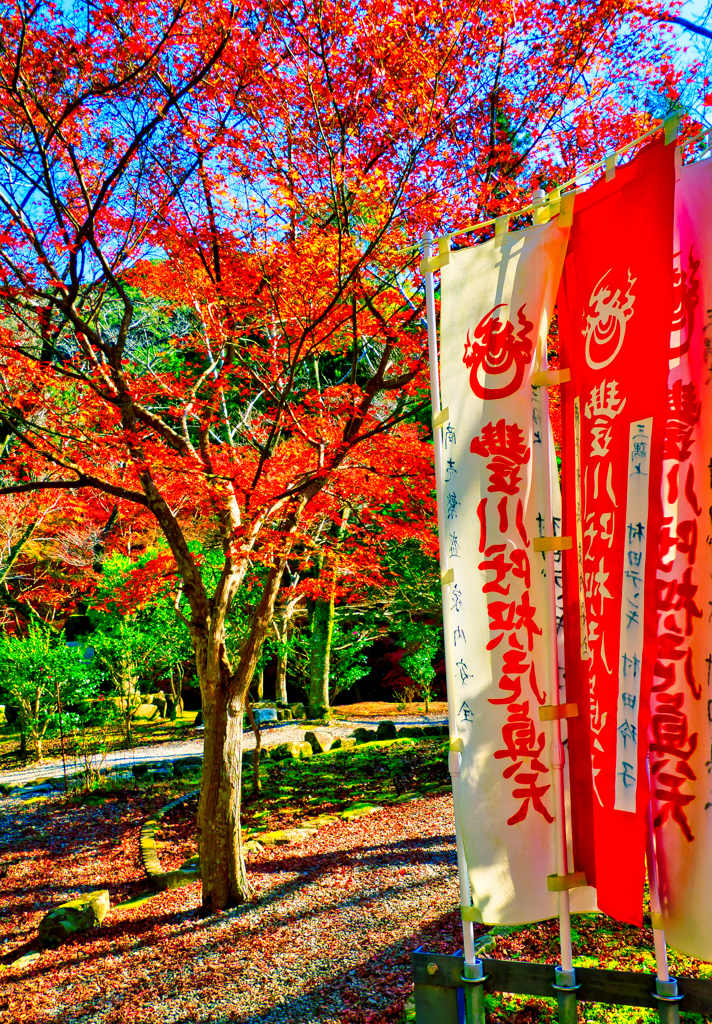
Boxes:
[146,693,167,717]
[341,802,383,821]
[304,729,334,754]
[376,720,397,741]
[270,741,302,760]
[133,703,160,721]
[256,827,317,845]
[253,707,278,726]
[289,702,306,720]
[299,741,313,758]
[172,759,201,776]
[331,737,357,751]
[352,727,375,744]
[38,890,110,947]
[132,761,163,778]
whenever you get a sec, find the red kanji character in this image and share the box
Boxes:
[479,544,510,595]
[489,637,529,705]
[494,701,548,775]
[516,498,530,548]
[529,661,546,705]
[489,674,522,705]
[650,692,698,775]
[652,660,675,694]
[684,647,700,700]
[477,497,487,553]
[486,599,516,649]
[663,380,700,463]
[507,771,554,825]
[480,545,531,594]
[659,517,698,571]
[657,630,686,661]
[653,773,695,841]
[497,495,508,533]
[657,567,702,636]
[515,591,542,651]
[685,465,702,516]
[470,419,531,495]
[502,636,529,675]
[510,548,531,589]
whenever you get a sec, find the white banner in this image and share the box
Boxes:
[440,221,597,924]
[653,155,712,961]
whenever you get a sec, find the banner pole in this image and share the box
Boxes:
[534,308,577,1023]
[646,760,682,1023]
[422,232,485,1021]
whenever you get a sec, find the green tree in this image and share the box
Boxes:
[0,622,102,761]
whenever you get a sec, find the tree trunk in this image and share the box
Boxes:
[275,647,288,703]
[254,668,264,701]
[197,690,249,913]
[245,698,262,794]
[309,595,335,717]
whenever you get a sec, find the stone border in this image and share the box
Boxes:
[139,789,201,890]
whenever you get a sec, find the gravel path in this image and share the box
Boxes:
[0,716,448,789]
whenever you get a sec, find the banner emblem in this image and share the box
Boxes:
[584,269,636,370]
[464,303,533,399]
[670,247,700,358]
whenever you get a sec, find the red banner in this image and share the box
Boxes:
[558,138,675,924]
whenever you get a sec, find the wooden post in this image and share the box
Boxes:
[412,950,712,1022]
[55,678,68,794]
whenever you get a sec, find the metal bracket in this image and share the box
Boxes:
[533,535,573,552]
[539,702,579,722]
[460,905,483,923]
[547,871,588,892]
[532,368,571,387]
[433,407,449,429]
[420,237,450,274]
[664,114,682,145]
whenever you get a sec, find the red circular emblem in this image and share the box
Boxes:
[463,304,533,400]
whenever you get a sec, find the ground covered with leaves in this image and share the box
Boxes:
[0,740,710,1024]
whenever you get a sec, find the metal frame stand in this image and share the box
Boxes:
[412,950,709,1023]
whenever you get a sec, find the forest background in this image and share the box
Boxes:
[0,0,709,913]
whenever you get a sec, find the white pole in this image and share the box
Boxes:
[646,760,682,1023]
[422,230,478,970]
[536,337,574,976]
[646,806,669,983]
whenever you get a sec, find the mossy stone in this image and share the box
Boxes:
[38,890,110,948]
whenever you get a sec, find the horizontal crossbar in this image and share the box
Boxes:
[412,951,712,1013]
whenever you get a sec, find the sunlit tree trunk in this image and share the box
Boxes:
[309,588,335,717]
[197,678,249,909]
[276,652,288,702]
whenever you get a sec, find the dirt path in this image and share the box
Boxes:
[0,714,448,790]
[0,789,465,1024]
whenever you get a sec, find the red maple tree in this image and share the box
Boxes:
[0,0,686,910]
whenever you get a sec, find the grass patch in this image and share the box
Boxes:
[241,737,449,834]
